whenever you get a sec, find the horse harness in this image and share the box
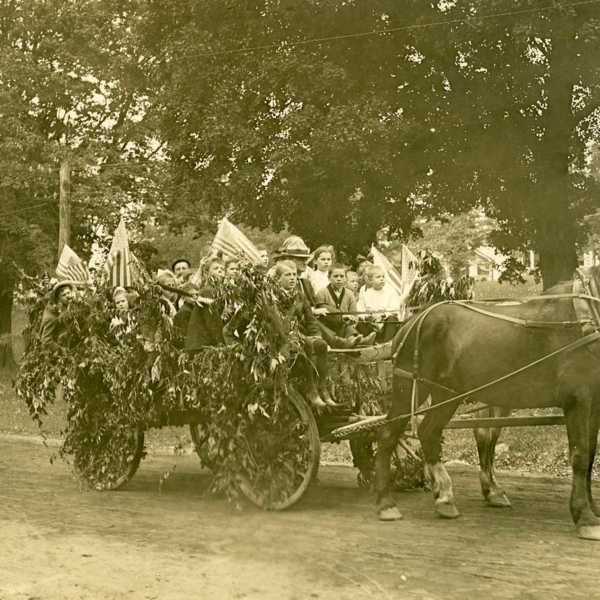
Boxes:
[386,270,600,433]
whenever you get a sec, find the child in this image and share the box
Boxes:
[112,287,129,313]
[307,245,334,294]
[315,264,376,346]
[357,264,401,316]
[184,257,225,351]
[273,260,336,408]
[39,281,77,345]
[224,258,241,279]
[345,270,360,294]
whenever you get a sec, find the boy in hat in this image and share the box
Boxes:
[172,258,192,284]
[273,236,369,349]
[39,280,79,345]
[272,260,336,408]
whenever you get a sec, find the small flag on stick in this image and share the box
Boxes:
[104,219,132,288]
[211,217,261,264]
[56,244,89,283]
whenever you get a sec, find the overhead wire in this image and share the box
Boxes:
[0,200,56,220]
[195,0,600,59]
[1,0,598,220]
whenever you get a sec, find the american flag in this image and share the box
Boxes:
[56,244,89,283]
[104,219,132,288]
[371,245,404,295]
[211,217,261,264]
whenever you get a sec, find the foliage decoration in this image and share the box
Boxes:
[15,265,314,501]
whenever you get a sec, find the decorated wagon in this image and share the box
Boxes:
[16,261,421,510]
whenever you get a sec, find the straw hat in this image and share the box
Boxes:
[50,279,81,301]
[273,236,311,259]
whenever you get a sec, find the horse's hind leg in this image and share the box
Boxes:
[418,393,460,519]
[563,387,600,540]
[474,406,511,508]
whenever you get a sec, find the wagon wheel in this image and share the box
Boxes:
[237,386,320,510]
[74,426,145,491]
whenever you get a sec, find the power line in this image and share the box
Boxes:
[0,200,55,220]
[196,0,600,59]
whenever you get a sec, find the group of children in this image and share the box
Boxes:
[40,235,414,409]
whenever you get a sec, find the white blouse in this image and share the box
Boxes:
[306,267,330,294]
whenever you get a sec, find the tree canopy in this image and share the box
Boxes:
[141,0,600,286]
[3,0,600,355]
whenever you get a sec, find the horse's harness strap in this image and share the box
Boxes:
[450,301,592,329]
[386,330,600,427]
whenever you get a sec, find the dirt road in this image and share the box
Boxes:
[1,437,599,600]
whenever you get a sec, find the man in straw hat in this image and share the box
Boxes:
[39,280,83,345]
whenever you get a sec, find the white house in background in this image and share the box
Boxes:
[467,246,506,281]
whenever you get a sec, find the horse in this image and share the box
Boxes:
[375,266,600,540]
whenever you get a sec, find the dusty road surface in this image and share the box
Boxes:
[1,437,600,600]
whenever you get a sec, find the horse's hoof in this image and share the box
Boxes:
[378,506,403,521]
[486,492,512,508]
[577,525,600,541]
[435,501,460,519]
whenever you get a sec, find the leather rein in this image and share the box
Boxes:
[386,271,600,430]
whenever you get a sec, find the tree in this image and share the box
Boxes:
[142,1,600,288]
[0,0,163,367]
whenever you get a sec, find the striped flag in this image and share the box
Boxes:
[371,245,404,296]
[211,217,261,264]
[56,244,89,283]
[104,219,132,288]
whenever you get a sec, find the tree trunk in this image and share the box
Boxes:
[0,279,16,371]
[535,17,579,291]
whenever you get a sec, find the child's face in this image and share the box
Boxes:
[226,262,240,277]
[57,285,74,305]
[115,296,129,312]
[316,252,332,272]
[329,269,346,289]
[371,271,386,290]
[173,262,190,278]
[346,273,359,292]
[209,262,225,280]
[278,265,298,291]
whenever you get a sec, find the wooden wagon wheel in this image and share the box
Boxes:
[76,426,145,491]
[237,386,320,510]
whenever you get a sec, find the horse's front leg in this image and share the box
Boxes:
[563,387,600,540]
[375,374,413,521]
[418,393,460,519]
[586,398,600,518]
[474,406,511,508]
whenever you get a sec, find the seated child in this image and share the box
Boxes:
[315,264,376,347]
[224,258,241,279]
[345,270,360,294]
[273,260,337,409]
[357,265,401,316]
[184,257,226,351]
[112,286,129,313]
[307,245,335,294]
